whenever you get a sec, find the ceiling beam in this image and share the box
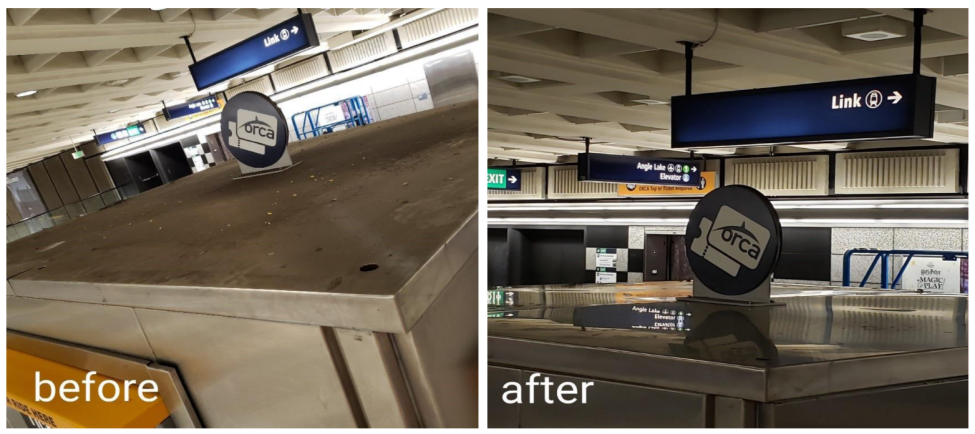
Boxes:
[8,8,41,26]
[157,8,189,23]
[755,9,881,33]
[20,53,59,74]
[90,8,122,25]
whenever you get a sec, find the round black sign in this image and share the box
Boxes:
[684,185,781,296]
[220,91,289,169]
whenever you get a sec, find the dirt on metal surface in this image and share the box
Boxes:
[8,101,477,297]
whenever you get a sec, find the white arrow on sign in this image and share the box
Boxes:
[691,166,697,172]
[508,175,518,184]
[887,91,903,104]
[292,26,299,34]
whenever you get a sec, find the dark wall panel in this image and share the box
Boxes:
[151,144,193,184]
[86,157,116,193]
[585,226,628,248]
[7,189,23,223]
[488,228,509,287]
[60,152,98,199]
[775,228,831,281]
[27,162,62,209]
[508,228,586,286]
[42,156,80,204]
[124,152,164,193]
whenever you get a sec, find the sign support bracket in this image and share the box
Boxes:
[912,9,927,76]
[679,41,698,96]
[182,36,197,63]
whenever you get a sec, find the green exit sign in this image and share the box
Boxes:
[487,168,521,191]
[71,150,85,159]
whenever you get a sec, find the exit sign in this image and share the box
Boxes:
[488,168,521,191]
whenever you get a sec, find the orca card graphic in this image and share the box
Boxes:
[220,91,289,169]
[685,185,781,296]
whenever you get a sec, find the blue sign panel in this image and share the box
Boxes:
[578,153,702,187]
[487,168,521,190]
[95,123,147,146]
[671,74,936,148]
[163,95,221,120]
[189,14,320,91]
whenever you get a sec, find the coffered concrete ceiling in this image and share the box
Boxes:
[7,8,406,171]
[487,8,969,163]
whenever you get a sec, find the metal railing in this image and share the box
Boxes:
[291,96,372,140]
[6,184,139,243]
[842,248,968,289]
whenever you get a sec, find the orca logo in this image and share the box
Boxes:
[228,109,278,155]
[685,185,781,297]
[220,91,289,169]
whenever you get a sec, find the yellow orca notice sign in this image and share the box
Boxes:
[6,349,169,428]
[618,171,716,196]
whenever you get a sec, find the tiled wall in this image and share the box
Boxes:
[831,227,969,287]
[364,73,434,122]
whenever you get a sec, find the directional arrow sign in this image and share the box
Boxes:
[488,168,522,191]
[292,26,299,34]
[888,91,903,104]
[672,74,936,148]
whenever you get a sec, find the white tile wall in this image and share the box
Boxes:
[893,228,964,251]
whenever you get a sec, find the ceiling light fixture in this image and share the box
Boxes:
[109,109,120,113]
[16,90,37,98]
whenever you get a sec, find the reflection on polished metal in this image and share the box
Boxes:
[488,282,967,427]
[6,331,202,428]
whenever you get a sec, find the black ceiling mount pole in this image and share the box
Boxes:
[679,41,697,96]
[912,9,927,76]
[182,36,197,63]
[584,136,591,154]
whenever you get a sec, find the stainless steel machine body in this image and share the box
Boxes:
[7,102,478,428]
[487,282,968,428]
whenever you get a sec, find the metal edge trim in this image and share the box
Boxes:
[488,336,769,402]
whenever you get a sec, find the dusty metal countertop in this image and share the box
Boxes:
[7,101,478,333]
[488,282,968,401]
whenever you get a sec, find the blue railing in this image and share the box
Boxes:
[291,96,372,140]
[842,248,968,289]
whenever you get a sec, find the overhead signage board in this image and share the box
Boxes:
[220,91,292,174]
[189,13,320,91]
[671,74,936,148]
[685,185,782,303]
[618,171,716,196]
[163,95,224,120]
[579,153,702,187]
[95,123,147,146]
[487,168,521,190]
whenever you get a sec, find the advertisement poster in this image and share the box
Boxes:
[901,258,962,293]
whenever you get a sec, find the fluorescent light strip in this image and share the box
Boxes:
[487,218,968,228]
[489,199,968,212]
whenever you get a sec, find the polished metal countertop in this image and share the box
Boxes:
[488,282,968,401]
[7,101,478,333]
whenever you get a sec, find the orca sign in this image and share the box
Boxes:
[220,91,292,174]
[685,185,782,303]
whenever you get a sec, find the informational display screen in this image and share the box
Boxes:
[487,168,522,190]
[578,153,702,187]
[189,14,320,90]
[671,74,936,148]
[163,95,223,120]
[595,248,618,268]
[94,123,147,146]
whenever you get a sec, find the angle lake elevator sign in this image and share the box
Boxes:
[578,153,702,187]
[671,74,936,148]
